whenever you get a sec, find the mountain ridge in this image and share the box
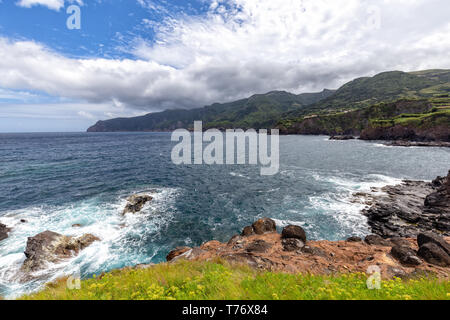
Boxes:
[87,69,450,132]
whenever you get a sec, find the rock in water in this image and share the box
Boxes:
[122,194,153,214]
[390,245,422,266]
[329,135,355,140]
[251,218,277,235]
[281,225,307,243]
[21,231,100,273]
[0,223,11,241]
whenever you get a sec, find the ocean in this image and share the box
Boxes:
[0,132,449,298]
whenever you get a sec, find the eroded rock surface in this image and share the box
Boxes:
[123,194,153,214]
[165,219,450,279]
[0,223,11,241]
[356,171,450,238]
[21,231,100,273]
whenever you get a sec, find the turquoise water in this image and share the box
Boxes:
[0,132,449,297]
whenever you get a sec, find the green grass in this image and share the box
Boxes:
[20,260,450,300]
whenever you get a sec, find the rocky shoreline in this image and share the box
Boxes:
[354,171,450,238]
[1,173,449,287]
[166,218,450,279]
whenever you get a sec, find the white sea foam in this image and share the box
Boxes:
[0,187,179,299]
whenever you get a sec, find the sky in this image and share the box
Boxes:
[0,0,449,132]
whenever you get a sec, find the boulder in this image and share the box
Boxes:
[329,135,355,140]
[301,246,328,258]
[245,240,272,253]
[346,236,362,242]
[122,194,153,214]
[166,246,191,262]
[389,237,412,248]
[241,226,255,237]
[390,246,422,266]
[0,223,11,241]
[364,235,391,246]
[21,231,99,273]
[251,218,277,235]
[417,232,450,256]
[282,238,305,252]
[281,225,306,243]
[417,243,450,267]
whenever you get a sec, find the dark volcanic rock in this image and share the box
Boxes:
[122,194,153,215]
[390,245,422,266]
[0,223,11,241]
[21,231,99,273]
[417,243,450,267]
[364,235,391,246]
[246,240,272,253]
[360,171,450,238]
[282,238,305,252]
[241,226,255,237]
[385,141,450,148]
[417,232,450,256]
[346,236,362,242]
[252,218,277,235]
[329,135,355,140]
[281,225,307,243]
[166,247,191,262]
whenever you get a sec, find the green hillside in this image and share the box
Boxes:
[87,69,450,132]
[88,90,334,132]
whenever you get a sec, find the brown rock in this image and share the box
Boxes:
[281,225,306,242]
[282,238,305,252]
[252,218,277,235]
[246,240,272,253]
[0,223,11,241]
[21,231,99,273]
[241,226,255,237]
[166,246,191,262]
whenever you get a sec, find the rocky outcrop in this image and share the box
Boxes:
[122,194,153,215]
[390,245,422,266]
[360,124,450,142]
[416,232,450,267]
[21,231,100,273]
[240,218,277,237]
[0,223,11,241]
[166,247,192,262]
[281,225,307,243]
[329,135,356,140]
[355,171,450,238]
[384,141,450,148]
[165,219,450,279]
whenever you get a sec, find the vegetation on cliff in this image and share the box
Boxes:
[87,69,450,133]
[20,260,449,300]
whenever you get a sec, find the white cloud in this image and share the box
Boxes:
[2,0,450,115]
[16,0,83,11]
